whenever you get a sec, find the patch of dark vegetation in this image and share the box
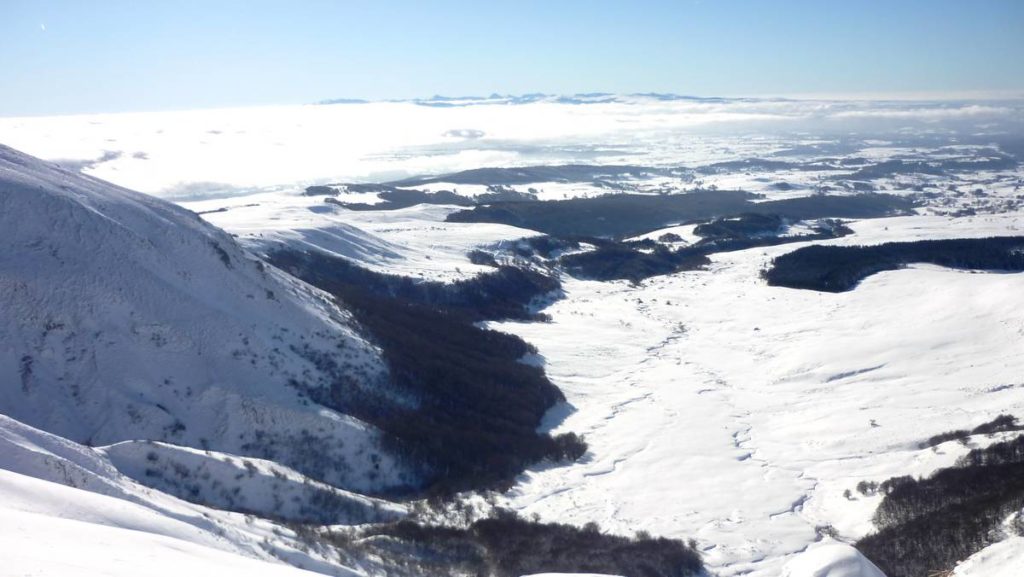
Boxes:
[689,217,853,256]
[467,249,499,267]
[266,248,581,495]
[754,194,915,220]
[763,236,1024,292]
[125,446,395,526]
[331,187,475,211]
[992,135,1024,163]
[392,164,668,187]
[694,213,785,239]
[858,427,1024,577]
[311,182,538,211]
[208,240,232,268]
[561,244,710,283]
[330,508,703,577]
[695,158,836,174]
[448,190,755,238]
[18,355,33,392]
[556,217,851,284]
[508,235,587,259]
[839,155,1017,180]
[920,414,1024,449]
[447,192,913,239]
[304,185,337,196]
[268,247,559,322]
[475,184,538,203]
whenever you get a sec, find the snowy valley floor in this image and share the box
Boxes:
[494,214,1024,575]
[191,186,1024,575]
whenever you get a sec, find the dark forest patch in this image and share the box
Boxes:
[561,244,710,283]
[694,157,838,174]
[266,248,582,495]
[555,217,851,284]
[763,236,1024,292]
[269,247,559,321]
[693,213,786,239]
[837,155,1016,180]
[858,422,1024,577]
[447,192,913,239]
[329,509,703,577]
[447,190,755,238]
[920,414,1024,449]
[391,164,669,187]
[310,184,474,211]
[688,215,853,255]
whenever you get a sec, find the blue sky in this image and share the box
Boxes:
[2,0,1023,115]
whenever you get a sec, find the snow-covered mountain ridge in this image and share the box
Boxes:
[0,144,409,495]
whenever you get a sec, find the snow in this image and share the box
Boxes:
[164,166,1024,576]
[0,413,363,576]
[3,95,1024,576]
[0,144,410,495]
[953,536,1024,577]
[179,192,539,282]
[101,440,405,525]
[163,153,1024,575]
[780,541,885,577]
[3,506,328,577]
[495,213,1024,575]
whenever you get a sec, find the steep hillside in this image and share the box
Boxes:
[0,413,373,577]
[0,145,411,495]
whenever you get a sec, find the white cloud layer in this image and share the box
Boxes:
[0,95,1020,198]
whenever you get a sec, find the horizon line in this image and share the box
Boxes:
[3,89,1024,120]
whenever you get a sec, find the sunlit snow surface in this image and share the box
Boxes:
[4,95,1024,576]
[493,214,1024,575]
[0,414,366,577]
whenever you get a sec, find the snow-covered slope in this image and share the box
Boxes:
[181,192,540,282]
[781,542,885,577]
[0,144,409,495]
[0,412,371,576]
[953,535,1024,577]
[101,440,404,524]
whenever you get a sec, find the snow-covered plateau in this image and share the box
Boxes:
[2,95,1024,576]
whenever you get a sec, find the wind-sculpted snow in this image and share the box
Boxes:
[0,145,410,495]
